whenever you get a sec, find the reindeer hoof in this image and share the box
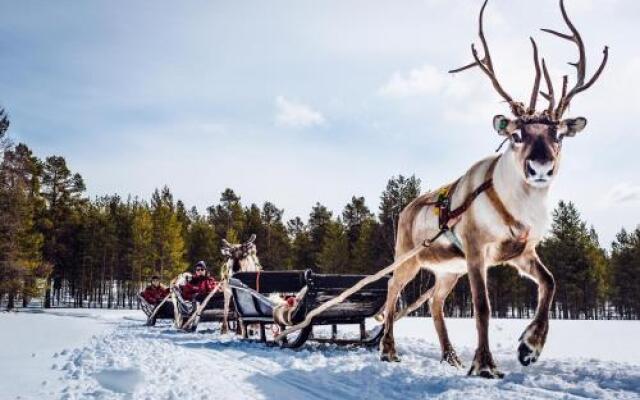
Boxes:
[518,340,539,366]
[380,353,401,363]
[477,369,504,379]
[468,366,504,379]
[442,349,464,369]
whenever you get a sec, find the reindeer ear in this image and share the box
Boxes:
[559,117,587,138]
[247,234,256,243]
[493,115,517,136]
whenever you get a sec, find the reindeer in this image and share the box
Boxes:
[220,234,262,333]
[379,0,608,378]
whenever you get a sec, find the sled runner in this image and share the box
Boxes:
[138,294,174,326]
[229,270,389,348]
[171,286,237,332]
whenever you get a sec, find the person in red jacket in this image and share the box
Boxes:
[181,261,218,303]
[141,275,170,305]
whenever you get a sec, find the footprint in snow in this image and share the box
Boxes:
[92,368,144,395]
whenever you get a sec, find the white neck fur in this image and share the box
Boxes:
[492,147,550,241]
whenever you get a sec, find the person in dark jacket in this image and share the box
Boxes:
[181,261,218,303]
[141,275,170,305]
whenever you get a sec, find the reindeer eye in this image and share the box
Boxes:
[512,132,522,143]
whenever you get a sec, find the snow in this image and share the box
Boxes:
[1,309,639,400]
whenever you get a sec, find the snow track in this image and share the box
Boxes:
[3,310,639,399]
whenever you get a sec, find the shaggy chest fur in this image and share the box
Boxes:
[401,151,550,274]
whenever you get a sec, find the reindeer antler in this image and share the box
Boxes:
[540,58,555,115]
[541,0,608,118]
[528,37,542,113]
[449,0,526,116]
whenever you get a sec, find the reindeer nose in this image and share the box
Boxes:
[526,159,554,179]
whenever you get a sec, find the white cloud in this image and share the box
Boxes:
[275,96,325,128]
[379,65,445,98]
[605,183,640,205]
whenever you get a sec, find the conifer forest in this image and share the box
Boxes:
[1,109,638,319]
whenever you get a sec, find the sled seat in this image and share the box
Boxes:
[138,293,174,326]
[171,286,237,330]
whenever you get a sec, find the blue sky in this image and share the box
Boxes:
[1,0,639,246]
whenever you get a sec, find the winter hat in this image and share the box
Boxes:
[194,261,207,270]
[151,275,160,281]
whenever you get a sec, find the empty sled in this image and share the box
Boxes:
[229,269,389,348]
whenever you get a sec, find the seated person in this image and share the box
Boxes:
[141,275,170,306]
[180,261,218,303]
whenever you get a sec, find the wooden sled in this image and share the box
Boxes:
[229,270,389,349]
[171,286,237,332]
[138,293,174,326]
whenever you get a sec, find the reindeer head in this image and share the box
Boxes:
[450,0,607,189]
[221,234,260,274]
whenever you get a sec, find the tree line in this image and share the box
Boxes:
[1,109,639,318]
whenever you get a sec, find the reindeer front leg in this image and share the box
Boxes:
[221,284,231,334]
[467,257,503,378]
[510,252,555,366]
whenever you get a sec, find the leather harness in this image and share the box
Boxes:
[422,157,519,251]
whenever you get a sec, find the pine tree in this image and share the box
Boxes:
[176,200,191,242]
[259,202,290,269]
[150,186,186,280]
[342,196,376,274]
[40,155,86,307]
[131,202,154,283]
[288,217,315,270]
[0,115,50,309]
[610,228,640,319]
[10,144,48,306]
[537,201,607,319]
[317,220,349,274]
[308,202,333,269]
[351,218,379,274]
[378,175,421,264]
[208,188,246,241]
[0,108,10,154]
[186,217,220,272]
[343,196,374,251]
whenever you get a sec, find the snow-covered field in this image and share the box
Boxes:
[2,309,639,400]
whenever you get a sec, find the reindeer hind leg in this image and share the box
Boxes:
[430,273,463,368]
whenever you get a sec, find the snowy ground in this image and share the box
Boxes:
[2,309,639,400]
